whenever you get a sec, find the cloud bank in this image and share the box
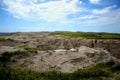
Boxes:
[2,0,82,21]
[89,0,100,4]
[1,0,120,27]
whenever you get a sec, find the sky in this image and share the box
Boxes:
[0,0,120,33]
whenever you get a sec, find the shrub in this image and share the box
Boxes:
[0,38,7,42]
[0,38,14,42]
[0,51,29,63]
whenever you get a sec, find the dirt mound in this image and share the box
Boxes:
[0,32,119,72]
[8,46,110,72]
[1,32,120,55]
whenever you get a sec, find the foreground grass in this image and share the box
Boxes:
[0,61,120,80]
[49,32,120,39]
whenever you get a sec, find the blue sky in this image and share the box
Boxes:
[0,0,120,33]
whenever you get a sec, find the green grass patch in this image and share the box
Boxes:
[0,61,120,80]
[49,32,120,39]
[19,45,42,53]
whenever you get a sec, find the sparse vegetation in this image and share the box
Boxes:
[0,38,14,42]
[19,45,42,53]
[49,32,120,39]
[0,51,30,63]
[0,32,120,80]
[0,38,7,42]
[0,61,120,80]
[0,46,42,64]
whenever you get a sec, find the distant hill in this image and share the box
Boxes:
[49,32,120,39]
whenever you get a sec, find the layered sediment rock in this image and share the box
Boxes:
[9,46,111,72]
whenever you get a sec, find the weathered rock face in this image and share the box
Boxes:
[1,32,119,57]
[9,46,111,73]
[46,37,120,58]
[0,32,119,72]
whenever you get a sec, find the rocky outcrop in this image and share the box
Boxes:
[0,32,119,73]
[1,32,119,58]
[9,46,111,73]
[46,37,120,58]
[1,32,120,57]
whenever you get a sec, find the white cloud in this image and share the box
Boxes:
[2,0,83,21]
[2,0,120,29]
[71,5,120,26]
[89,0,100,4]
[92,5,116,14]
[72,15,98,22]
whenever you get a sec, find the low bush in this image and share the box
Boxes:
[0,51,29,63]
[0,38,14,42]
[0,38,7,42]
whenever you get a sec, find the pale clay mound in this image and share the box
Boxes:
[1,32,120,54]
[0,32,119,73]
[9,46,110,73]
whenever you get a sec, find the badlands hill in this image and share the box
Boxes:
[0,32,120,73]
[0,32,120,80]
